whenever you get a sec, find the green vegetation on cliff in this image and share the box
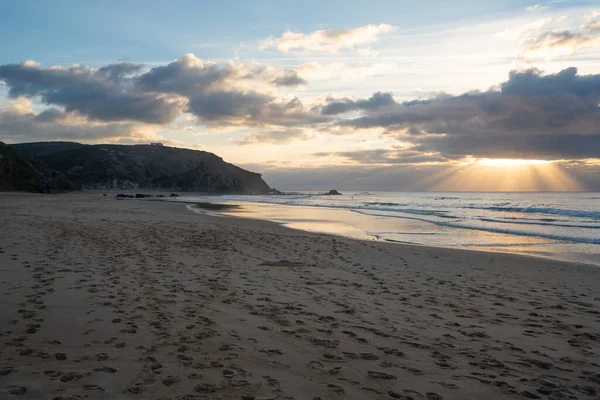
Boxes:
[11,142,271,194]
[0,142,77,193]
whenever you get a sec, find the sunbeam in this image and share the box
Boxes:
[429,159,585,191]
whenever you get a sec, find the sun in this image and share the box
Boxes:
[476,158,551,167]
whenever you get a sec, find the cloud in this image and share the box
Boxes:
[518,17,600,60]
[497,16,567,40]
[187,91,272,122]
[269,70,307,87]
[135,54,234,96]
[519,30,600,60]
[585,19,600,33]
[235,129,312,145]
[34,108,67,122]
[245,160,600,192]
[189,92,329,127]
[0,54,317,131]
[314,148,449,164]
[321,92,395,115]
[96,62,144,80]
[136,53,306,94]
[335,67,600,160]
[2,54,599,166]
[526,4,549,12]
[0,61,185,124]
[260,24,395,53]
[0,99,159,143]
[414,133,600,160]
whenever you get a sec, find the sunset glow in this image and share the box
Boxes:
[475,159,552,167]
[425,159,584,192]
[1,1,599,191]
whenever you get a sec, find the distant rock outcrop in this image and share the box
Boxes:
[0,141,78,193]
[11,142,272,194]
[326,189,342,195]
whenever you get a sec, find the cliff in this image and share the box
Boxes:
[11,142,271,194]
[0,142,77,193]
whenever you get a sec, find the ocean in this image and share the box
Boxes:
[181,192,600,265]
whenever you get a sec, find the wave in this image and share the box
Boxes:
[233,196,600,221]
[352,210,600,245]
[478,217,600,229]
[359,206,460,219]
[463,206,600,219]
[220,197,462,219]
[364,202,409,207]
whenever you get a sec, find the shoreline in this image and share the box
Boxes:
[182,197,600,268]
[2,192,600,399]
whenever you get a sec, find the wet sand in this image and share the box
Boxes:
[1,192,599,399]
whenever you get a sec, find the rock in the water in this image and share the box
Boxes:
[170,193,179,197]
[326,189,342,195]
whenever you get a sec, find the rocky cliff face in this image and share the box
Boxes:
[11,142,271,194]
[0,142,78,193]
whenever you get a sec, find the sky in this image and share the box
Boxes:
[1,0,600,191]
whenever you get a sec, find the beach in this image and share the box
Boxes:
[185,192,600,266]
[1,192,599,400]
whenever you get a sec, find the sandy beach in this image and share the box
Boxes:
[1,192,599,400]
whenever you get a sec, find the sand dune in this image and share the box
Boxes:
[1,193,599,399]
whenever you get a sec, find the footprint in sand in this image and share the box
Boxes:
[162,376,180,386]
[127,386,143,394]
[367,370,397,380]
[93,366,117,373]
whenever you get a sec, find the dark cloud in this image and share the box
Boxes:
[0,55,310,127]
[321,92,395,115]
[338,67,600,160]
[135,54,235,96]
[0,61,184,124]
[499,67,600,96]
[270,70,307,87]
[1,56,599,167]
[43,82,183,124]
[136,54,306,94]
[96,62,144,80]
[34,108,64,122]
[188,91,329,127]
[415,133,600,160]
[188,91,272,121]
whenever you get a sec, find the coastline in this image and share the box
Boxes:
[183,197,600,267]
[1,192,600,399]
